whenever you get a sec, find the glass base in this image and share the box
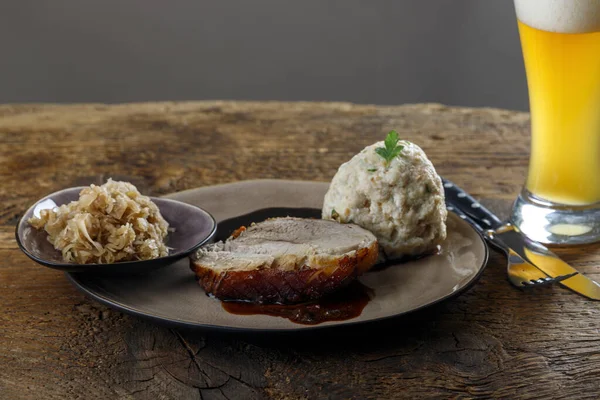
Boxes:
[510,189,600,245]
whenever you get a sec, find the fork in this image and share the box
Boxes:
[447,204,577,288]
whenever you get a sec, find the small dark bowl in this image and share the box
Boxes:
[15,187,216,275]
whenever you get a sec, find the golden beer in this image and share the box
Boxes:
[518,21,600,205]
[511,0,600,244]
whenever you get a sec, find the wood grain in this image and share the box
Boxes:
[1,101,599,399]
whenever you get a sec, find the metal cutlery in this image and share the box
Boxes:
[443,178,599,298]
[447,202,576,288]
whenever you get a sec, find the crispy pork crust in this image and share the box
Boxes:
[190,237,378,304]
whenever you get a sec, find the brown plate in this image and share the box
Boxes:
[66,180,488,331]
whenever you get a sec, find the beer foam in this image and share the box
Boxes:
[515,0,600,33]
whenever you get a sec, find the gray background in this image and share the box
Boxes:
[0,0,528,110]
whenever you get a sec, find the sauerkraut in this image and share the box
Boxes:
[28,179,170,264]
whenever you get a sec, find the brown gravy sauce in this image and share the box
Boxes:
[222,281,373,325]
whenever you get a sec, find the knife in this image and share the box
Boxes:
[448,203,575,287]
[443,178,600,300]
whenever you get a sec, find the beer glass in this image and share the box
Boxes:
[511,0,600,244]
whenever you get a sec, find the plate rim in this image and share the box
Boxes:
[65,179,489,333]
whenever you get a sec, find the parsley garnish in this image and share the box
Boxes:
[331,209,340,220]
[367,168,378,172]
[375,130,404,165]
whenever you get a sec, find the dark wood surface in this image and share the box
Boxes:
[1,102,599,399]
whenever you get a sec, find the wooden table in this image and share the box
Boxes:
[1,102,599,399]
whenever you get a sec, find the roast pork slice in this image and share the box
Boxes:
[190,217,378,304]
